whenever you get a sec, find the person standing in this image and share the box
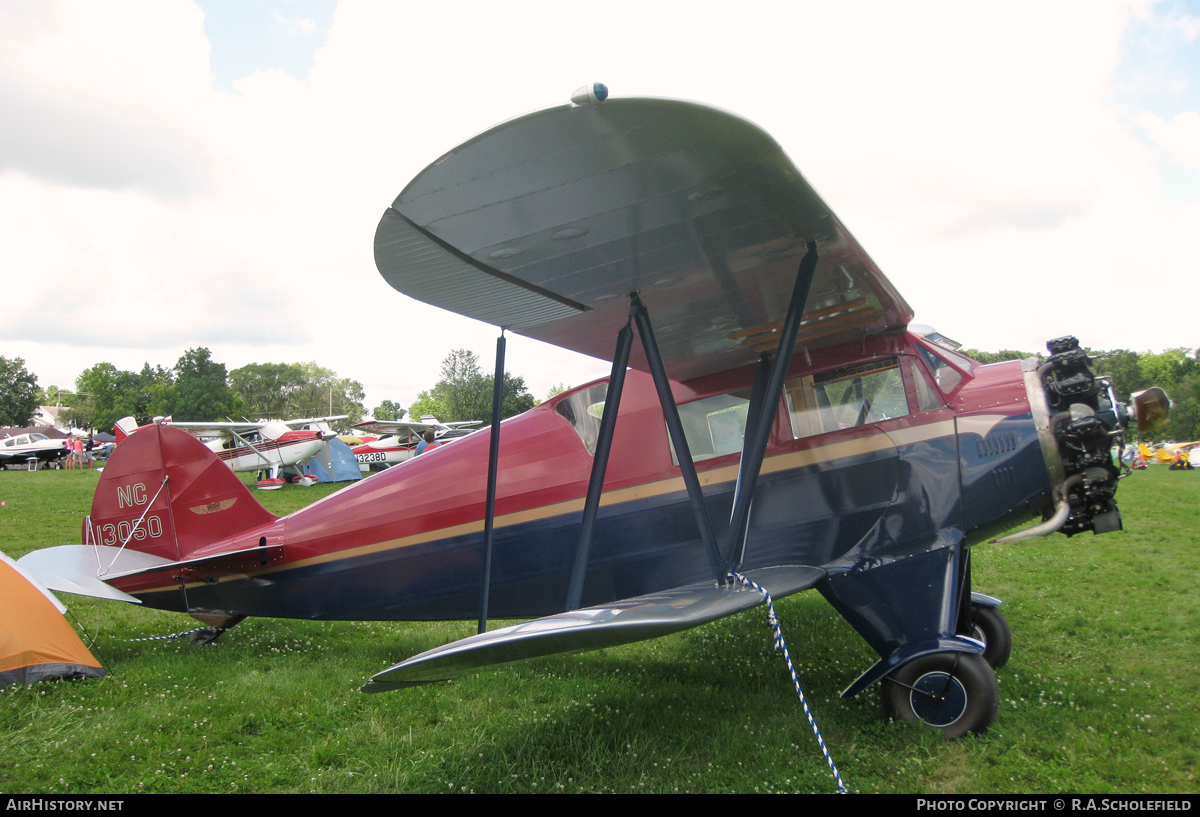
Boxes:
[414,428,439,456]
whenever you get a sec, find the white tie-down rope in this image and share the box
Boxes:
[729,571,848,794]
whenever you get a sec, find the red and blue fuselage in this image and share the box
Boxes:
[93,330,1051,678]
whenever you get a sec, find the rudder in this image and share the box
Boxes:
[87,424,277,563]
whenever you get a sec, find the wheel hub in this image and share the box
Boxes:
[909,671,968,727]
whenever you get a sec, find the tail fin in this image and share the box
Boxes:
[113,416,139,444]
[86,424,277,563]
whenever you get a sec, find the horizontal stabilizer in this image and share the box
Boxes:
[19,542,285,602]
[362,564,825,693]
[19,546,154,603]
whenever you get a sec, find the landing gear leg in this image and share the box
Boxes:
[187,612,246,644]
[882,652,999,739]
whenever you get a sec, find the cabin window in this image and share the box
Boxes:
[785,380,817,439]
[669,390,752,464]
[910,358,944,411]
[788,358,910,437]
[555,383,608,456]
[916,343,970,395]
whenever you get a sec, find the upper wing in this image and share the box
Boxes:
[375,97,912,382]
[352,419,442,435]
[165,421,260,435]
[281,415,349,427]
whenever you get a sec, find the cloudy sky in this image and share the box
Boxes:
[2,0,1198,414]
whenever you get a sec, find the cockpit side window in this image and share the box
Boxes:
[786,357,911,437]
[909,357,944,412]
[916,343,969,395]
[555,383,609,456]
[669,390,752,465]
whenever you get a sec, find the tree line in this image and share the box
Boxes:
[7,346,1195,441]
[0,347,538,434]
[0,349,368,432]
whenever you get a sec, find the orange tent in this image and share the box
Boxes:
[0,552,104,688]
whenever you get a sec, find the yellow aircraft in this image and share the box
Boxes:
[1138,441,1200,464]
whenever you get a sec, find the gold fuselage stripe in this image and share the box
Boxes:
[199,419,960,581]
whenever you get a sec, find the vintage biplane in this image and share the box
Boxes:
[348,418,481,470]
[20,90,1169,738]
[1137,440,1197,465]
[113,415,346,488]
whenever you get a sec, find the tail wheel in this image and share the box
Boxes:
[968,604,1012,668]
[882,652,999,739]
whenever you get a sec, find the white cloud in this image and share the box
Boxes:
[1135,110,1200,171]
[0,1,220,200]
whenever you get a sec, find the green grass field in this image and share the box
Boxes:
[1,467,1196,794]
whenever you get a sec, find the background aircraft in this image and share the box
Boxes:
[20,93,1167,741]
[114,415,346,488]
[0,431,69,470]
[349,417,481,470]
[1137,440,1198,464]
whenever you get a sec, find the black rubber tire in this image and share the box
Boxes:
[969,604,1012,669]
[882,652,999,739]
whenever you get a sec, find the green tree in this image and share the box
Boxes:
[1090,349,1148,401]
[0,356,40,427]
[406,389,445,421]
[173,347,238,422]
[290,362,366,424]
[228,361,365,425]
[373,400,405,421]
[68,363,146,431]
[498,373,538,419]
[411,349,536,424]
[1138,349,1195,392]
[961,349,1034,365]
[546,383,569,400]
[138,363,176,419]
[228,362,308,419]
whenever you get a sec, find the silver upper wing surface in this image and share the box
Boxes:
[375,97,912,382]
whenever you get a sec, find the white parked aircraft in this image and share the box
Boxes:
[0,432,69,469]
[114,416,347,488]
[349,418,481,470]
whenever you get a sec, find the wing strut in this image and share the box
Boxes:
[565,243,820,598]
[725,242,820,572]
[478,330,506,634]
[566,291,727,606]
[566,317,634,611]
[631,293,725,580]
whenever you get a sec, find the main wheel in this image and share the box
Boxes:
[882,652,999,739]
[968,604,1012,668]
